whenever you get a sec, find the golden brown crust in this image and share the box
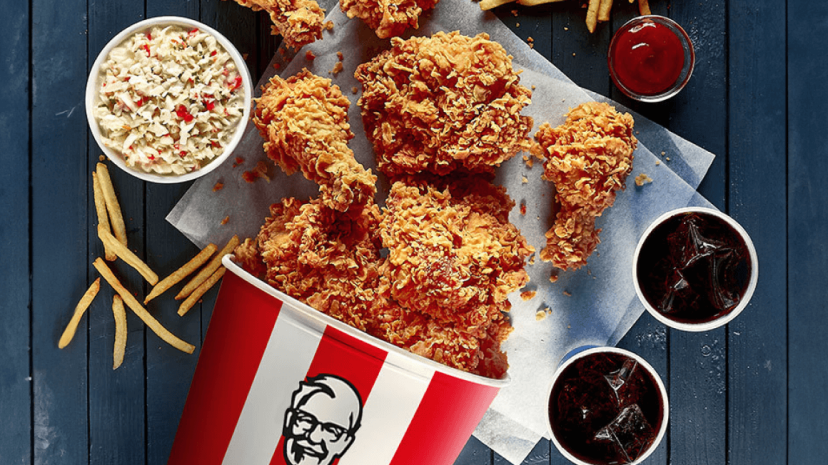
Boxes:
[355,32,534,177]
[231,0,325,49]
[339,0,440,39]
[380,175,533,337]
[253,70,377,212]
[535,102,637,270]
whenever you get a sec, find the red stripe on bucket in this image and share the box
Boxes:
[169,272,283,465]
[270,325,388,465]
[389,371,500,465]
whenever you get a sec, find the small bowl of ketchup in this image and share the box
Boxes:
[608,15,695,103]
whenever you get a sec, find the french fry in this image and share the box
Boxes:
[98,225,159,285]
[93,258,195,354]
[586,0,600,33]
[112,295,127,370]
[639,0,651,16]
[479,0,515,10]
[176,235,239,300]
[58,278,101,349]
[96,163,127,247]
[144,243,218,304]
[598,0,613,22]
[178,267,226,317]
[93,172,116,261]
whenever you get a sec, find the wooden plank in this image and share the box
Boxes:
[617,312,669,465]
[727,2,787,465]
[661,3,728,465]
[141,4,202,465]
[788,0,828,462]
[550,1,611,96]
[0,0,32,463]
[85,2,148,464]
[30,0,90,463]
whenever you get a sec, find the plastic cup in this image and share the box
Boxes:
[547,347,669,465]
[632,207,759,332]
[169,255,508,465]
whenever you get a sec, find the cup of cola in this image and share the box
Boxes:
[547,347,668,465]
[633,207,759,332]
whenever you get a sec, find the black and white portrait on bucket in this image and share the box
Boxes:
[282,374,364,465]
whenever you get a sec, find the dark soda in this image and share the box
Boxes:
[636,211,751,324]
[549,352,663,464]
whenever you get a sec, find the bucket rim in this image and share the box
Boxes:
[221,255,512,388]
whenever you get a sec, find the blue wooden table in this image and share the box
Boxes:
[1,0,821,463]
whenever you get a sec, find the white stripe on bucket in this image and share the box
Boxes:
[338,352,434,465]
[222,311,322,465]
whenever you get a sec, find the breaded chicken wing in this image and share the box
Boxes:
[230,0,325,49]
[355,32,534,177]
[535,102,637,271]
[253,70,377,212]
[340,0,439,39]
[380,175,533,335]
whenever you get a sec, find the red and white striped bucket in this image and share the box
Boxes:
[169,255,509,465]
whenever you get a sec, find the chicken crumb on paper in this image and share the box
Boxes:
[325,20,334,31]
[635,173,653,186]
[519,201,527,215]
[305,50,316,60]
[220,216,229,225]
[529,254,535,265]
[520,290,536,301]
[535,310,547,321]
[330,62,343,75]
[351,86,358,94]
[213,182,224,192]
[521,175,528,184]
[337,51,344,61]
[655,159,661,166]
[273,62,281,70]
[563,290,572,297]
[549,274,558,283]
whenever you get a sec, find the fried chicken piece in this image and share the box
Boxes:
[340,0,439,39]
[380,175,533,335]
[230,0,325,49]
[253,70,377,212]
[250,197,385,331]
[535,102,637,270]
[235,193,512,378]
[355,32,534,177]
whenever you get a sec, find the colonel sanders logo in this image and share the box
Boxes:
[282,374,363,465]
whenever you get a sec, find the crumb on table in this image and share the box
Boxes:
[520,290,537,301]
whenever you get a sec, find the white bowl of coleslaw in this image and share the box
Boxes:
[86,16,252,183]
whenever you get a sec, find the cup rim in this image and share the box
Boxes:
[608,15,696,103]
[632,207,759,332]
[85,16,253,184]
[222,254,512,388]
[545,346,669,465]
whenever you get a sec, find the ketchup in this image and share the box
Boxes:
[611,21,685,96]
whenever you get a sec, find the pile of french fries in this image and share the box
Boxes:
[479,0,652,34]
[59,162,239,369]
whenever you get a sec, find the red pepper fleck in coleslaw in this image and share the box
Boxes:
[94,25,245,175]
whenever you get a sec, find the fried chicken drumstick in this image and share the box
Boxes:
[253,69,377,212]
[340,0,440,39]
[355,32,534,177]
[535,102,637,271]
[229,0,325,49]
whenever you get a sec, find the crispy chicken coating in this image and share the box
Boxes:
[380,176,533,336]
[340,0,439,39]
[230,0,325,49]
[236,192,516,378]
[535,102,637,270]
[253,70,377,212]
[355,32,534,177]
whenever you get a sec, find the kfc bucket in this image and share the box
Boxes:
[169,255,509,465]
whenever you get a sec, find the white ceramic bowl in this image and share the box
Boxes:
[85,16,252,184]
[546,347,669,465]
[632,207,759,332]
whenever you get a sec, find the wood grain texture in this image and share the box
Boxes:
[0,0,31,463]
[787,0,828,462]
[662,2,729,465]
[31,0,90,463]
[85,2,148,464]
[727,1,787,464]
